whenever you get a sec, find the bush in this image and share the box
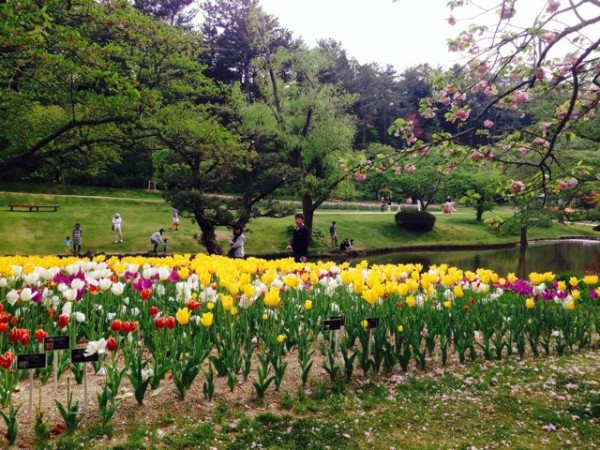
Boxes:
[395,210,436,232]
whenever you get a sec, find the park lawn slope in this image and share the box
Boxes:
[0,190,597,255]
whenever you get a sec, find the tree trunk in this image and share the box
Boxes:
[517,244,528,279]
[302,193,314,242]
[476,202,484,221]
[520,224,528,250]
[194,212,223,255]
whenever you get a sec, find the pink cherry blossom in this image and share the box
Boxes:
[519,146,532,155]
[449,109,470,123]
[559,178,578,190]
[354,172,367,182]
[404,164,416,172]
[483,120,494,128]
[547,1,560,13]
[470,151,484,161]
[500,7,516,20]
[533,137,548,147]
[513,90,530,104]
[447,16,456,26]
[511,181,524,193]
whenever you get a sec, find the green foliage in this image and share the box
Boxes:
[395,210,436,232]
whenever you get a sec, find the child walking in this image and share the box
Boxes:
[63,236,72,255]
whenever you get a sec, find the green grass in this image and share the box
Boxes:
[47,351,600,449]
[0,185,596,256]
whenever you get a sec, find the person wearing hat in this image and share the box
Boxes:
[150,229,165,253]
[112,213,123,243]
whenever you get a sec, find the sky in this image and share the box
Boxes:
[259,0,462,72]
[255,0,596,73]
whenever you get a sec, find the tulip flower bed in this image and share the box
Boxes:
[0,254,599,446]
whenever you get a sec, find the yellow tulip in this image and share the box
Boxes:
[507,273,517,284]
[177,267,190,280]
[584,275,598,285]
[221,295,234,311]
[360,320,368,329]
[263,288,281,308]
[284,274,300,288]
[525,298,535,309]
[176,307,191,325]
[262,313,269,320]
[453,285,464,298]
[569,277,579,288]
[397,325,404,333]
[200,312,214,327]
[565,300,575,311]
[443,300,452,309]
[277,334,286,343]
[207,301,215,310]
[557,281,566,292]
[572,290,581,300]
[230,306,238,316]
[304,299,313,311]
[406,295,416,308]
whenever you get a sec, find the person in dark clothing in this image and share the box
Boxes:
[288,213,310,262]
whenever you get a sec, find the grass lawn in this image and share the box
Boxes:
[0,186,597,256]
[48,351,600,449]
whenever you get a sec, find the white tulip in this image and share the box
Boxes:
[6,289,19,306]
[111,282,125,296]
[20,287,33,302]
[84,338,107,356]
[62,302,73,316]
[73,312,86,323]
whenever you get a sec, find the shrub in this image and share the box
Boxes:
[395,210,436,232]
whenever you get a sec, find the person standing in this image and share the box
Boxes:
[63,236,72,255]
[72,223,83,256]
[287,213,310,262]
[150,229,165,253]
[329,221,338,248]
[112,213,123,243]
[228,224,246,259]
[169,208,180,231]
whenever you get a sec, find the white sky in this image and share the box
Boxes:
[256,0,593,73]
[259,0,462,71]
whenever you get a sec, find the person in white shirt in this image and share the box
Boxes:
[112,213,123,243]
[150,229,165,253]
[228,224,245,258]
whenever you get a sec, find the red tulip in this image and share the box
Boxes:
[149,306,159,316]
[57,314,69,329]
[0,323,7,333]
[106,337,117,352]
[111,319,122,332]
[141,288,152,301]
[0,352,15,369]
[19,330,30,345]
[9,327,19,343]
[155,317,165,330]
[187,300,200,311]
[34,329,48,344]
[165,316,176,330]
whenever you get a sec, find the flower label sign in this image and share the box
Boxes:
[323,318,342,331]
[17,353,46,417]
[71,348,99,364]
[43,336,70,351]
[17,353,46,370]
[330,315,346,326]
[365,317,380,329]
[44,336,70,396]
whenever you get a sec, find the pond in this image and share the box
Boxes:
[354,240,600,276]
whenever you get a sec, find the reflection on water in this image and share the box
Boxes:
[356,241,600,276]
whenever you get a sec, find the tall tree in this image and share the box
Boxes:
[131,0,197,26]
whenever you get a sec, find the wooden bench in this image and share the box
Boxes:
[9,204,60,212]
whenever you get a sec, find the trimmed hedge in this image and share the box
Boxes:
[395,210,436,232]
